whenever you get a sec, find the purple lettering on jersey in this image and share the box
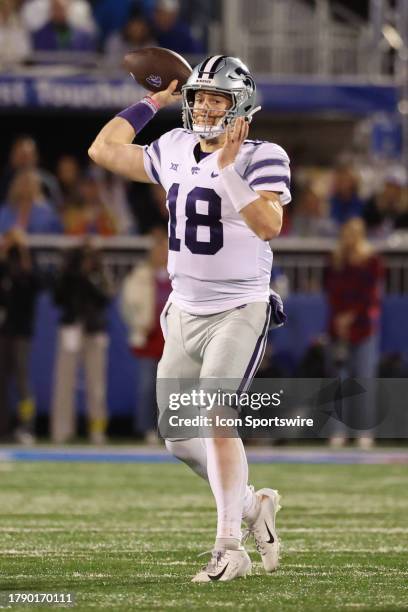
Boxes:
[167,183,224,256]
[168,183,181,251]
[185,187,223,255]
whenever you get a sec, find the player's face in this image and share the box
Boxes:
[192,91,232,127]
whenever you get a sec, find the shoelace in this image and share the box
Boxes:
[197,550,224,572]
[241,529,251,546]
[242,527,269,555]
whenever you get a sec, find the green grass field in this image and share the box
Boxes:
[1,460,407,611]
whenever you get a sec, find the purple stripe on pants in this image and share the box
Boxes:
[237,305,271,394]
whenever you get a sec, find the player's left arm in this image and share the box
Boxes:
[240,189,283,240]
[218,117,285,241]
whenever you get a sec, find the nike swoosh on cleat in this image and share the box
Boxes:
[265,521,275,544]
[211,171,219,178]
[208,563,229,581]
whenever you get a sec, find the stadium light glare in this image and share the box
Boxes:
[382,24,404,50]
[398,99,408,114]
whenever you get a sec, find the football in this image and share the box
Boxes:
[123,47,193,93]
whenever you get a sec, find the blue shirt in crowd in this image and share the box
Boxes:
[330,194,365,225]
[92,0,135,40]
[0,202,63,234]
[32,23,96,52]
[155,21,204,54]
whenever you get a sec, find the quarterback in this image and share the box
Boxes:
[89,55,291,582]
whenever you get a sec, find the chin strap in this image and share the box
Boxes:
[246,105,262,122]
[224,105,262,129]
[193,124,225,140]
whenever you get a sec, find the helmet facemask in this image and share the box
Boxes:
[182,87,243,140]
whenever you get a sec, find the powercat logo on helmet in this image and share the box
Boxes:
[229,66,255,94]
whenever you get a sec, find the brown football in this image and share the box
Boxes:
[123,47,193,93]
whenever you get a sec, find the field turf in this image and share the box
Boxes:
[1,460,407,611]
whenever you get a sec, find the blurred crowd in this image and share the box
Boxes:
[0,0,206,68]
[0,226,171,445]
[288,164,408,239]
[1,129,407,450]
[0,216,391,449]
[0,134,407,240]
[1,2,405,449]
[0,135,168,236]
[1,134,404,450]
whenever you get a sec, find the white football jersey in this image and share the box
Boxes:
[143,128,291,315]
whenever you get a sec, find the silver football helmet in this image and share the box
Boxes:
[182,55,261,140]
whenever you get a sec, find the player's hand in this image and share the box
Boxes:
[150,79,182,109]
[218,117,249,169]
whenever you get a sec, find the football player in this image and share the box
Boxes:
[89,55,291,582]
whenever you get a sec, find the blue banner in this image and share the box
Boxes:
[0,74,398,114]
[257,81,398,115]
[28,293,408,417]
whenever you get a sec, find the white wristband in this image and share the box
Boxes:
[219,163,259,213]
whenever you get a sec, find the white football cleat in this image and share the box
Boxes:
[191,548,252,583]
[243,488,281,573]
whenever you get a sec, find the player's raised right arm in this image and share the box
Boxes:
[88,117,150,182]
[88,79,180,182]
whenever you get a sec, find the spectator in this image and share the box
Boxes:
[179,0,212,52]
[21,0,51,31]
[104,7,157,68]
[291,186,335,237]
[50,241,114,444]
[0,229,42,443]
[363,173,407,236]
[66,0,97,33]
[0,136,61,206]
[121,226,171,442]
[31,0,96,52]
[324,217,385,449]
[94,167,134,234]
[22,0,96,34]
[0,0,31,68]
[61,172,118,236]
[56,154,81,207]
[92,0,135,43]
[151,0,203,55]
[0,170,62,234]
[329,165,365,226]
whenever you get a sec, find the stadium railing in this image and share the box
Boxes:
[27,234,408,295]
[220,0,395,78]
